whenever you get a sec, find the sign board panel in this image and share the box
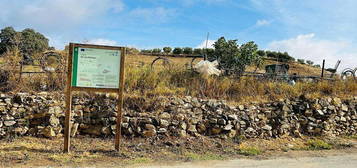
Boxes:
[64,43,125,153]
[72,47,121,88]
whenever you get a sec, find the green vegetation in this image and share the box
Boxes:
[0,27,50,64]
[173,47,183,54]
[183,152,226,161]
[238,147,262,156]
[306,139,332,150]
[163,47,172,54]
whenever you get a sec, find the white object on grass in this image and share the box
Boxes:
[194,60,221,76]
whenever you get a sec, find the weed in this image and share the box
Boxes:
[183,152,225,161]
[238,147,262,156]
[125,157,153,165]
[306,139,332,150]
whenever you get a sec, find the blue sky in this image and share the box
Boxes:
[0,0,357,68]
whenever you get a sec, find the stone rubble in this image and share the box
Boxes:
[0,93,356,139]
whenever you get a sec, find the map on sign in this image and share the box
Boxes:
[72,47,121,88]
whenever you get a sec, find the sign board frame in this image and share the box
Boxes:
[64,43,126,153]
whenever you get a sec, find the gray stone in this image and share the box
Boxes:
[228,114,238,120]
[187,125,197,133]
[340,117,347,122]
[160,119,170,127]
[218,118,227,125]
[4,120,16,126]
[262,125,272,131]
[223,124,233,131]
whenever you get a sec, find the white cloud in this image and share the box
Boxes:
[129,7,176,23]
[255,19,271,26]
[0,0,124,30]
[268,34,357,71]
[196,40,216,49]
[85,38,118,46]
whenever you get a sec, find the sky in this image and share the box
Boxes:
[0,0,356,69]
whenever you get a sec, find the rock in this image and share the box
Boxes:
[179,122,187,130]
[71,123,79,137]
[218,118,226,125]
[228,114,238,120]
[159,112,171,119]
[262,125,272,131]
[341,105,348,112]
[160,119,170,127]
[143,129,156,137]
[157,128,167,134]
[238,105,245,111]
[246,127,255,132]
[4,121,16,126]
[145,124,156,130]
[196,123,206,133]
[340,117,347,122]
[227,130,236,138]
[101,127,111,135]
[49,115,60,127]
[223,124,233,131]
[333,98,342,106]
[175,114,185,121]
[42,127,56,138]
[178,130,187,137]
[187,125,197,133]
[210,127,221,135]
[0,121,2,128]
[15,127,28,135]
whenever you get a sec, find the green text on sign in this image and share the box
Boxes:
[72,47,121,88]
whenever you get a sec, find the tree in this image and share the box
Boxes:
[0,27,20,55]
[163,47,172,54]
[173,47,183,55]
[0,27,49,64]
[152,48,161,54]
[306,60,314,65]
[193,48,203,55]
[211,37,262,76]
[183,47,193,55]
[297,59,305,64]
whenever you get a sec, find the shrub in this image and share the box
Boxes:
[297,59,305,64]
[152,48,161,54]
[183,47,193,55]
[306,139,332,150]
[163,47,172,54]
[193,48,203,55]
[173,47,183,55]
[306,60,314,65]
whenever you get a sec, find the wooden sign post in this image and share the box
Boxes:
[64,43,126,153]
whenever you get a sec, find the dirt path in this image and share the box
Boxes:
[134,149,357,168]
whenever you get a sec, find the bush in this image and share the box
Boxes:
[266,50,295,62]
[297,59,305,64]
[183,47,193,55]
[210,37,262,76]
[163,47,172,54]
[307,139,332,150]
[173,47,183,55]
[306,60,314,65]
[193,48,203,55]
[152,48,161,54]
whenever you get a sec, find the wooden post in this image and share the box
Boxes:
[115,48,126,151]
[321,59,325,79]
[64,43,74,153]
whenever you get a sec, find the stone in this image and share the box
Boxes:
[218,118,227,125]
[145,124,156,130]
[157,128,167,134]
[160,119,170,127]
[333,98,342,106]
[228,114,238,120]
[160,112,171,119]
[143,129,157,137]
[245,127,254,132]
[180,122,187,130]
[4,121,16,126]
[0,121,2,128]
[340,117,347,122]
[175,114,185,121]
[196,123,206,133]
[210,127,221,135]
[262,125,272,131]
[71,123,79,137]
[178,130,187,137]
[341,105,348,112]
[238,105,245,111]
[15,127,28,135]
[227,130,237,138]
[101,127,111,135]
[223,124,233,131]
[42,127,56,138]
[316,110,324,116]
[187,125,197,133]
[49,115,60,127]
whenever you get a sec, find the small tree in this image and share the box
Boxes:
[193,48,203,55]
[306,60,314,65]
[152,48,161,54]
[211,37,262,76]
[163,47,172,54]
[297,59,305,64]
[173,47,183,55]
[183,47,193,55]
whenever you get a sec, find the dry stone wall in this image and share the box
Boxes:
[0,93,356,139]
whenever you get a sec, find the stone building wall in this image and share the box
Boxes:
[0,93,356,139]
